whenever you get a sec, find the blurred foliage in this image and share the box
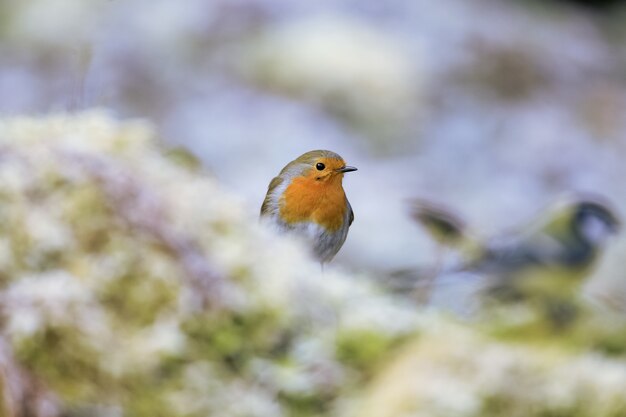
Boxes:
[0,112,420,416]
[0,113,624,417]
[352,314,626,417]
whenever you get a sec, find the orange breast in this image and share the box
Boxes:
[280,176,347,232]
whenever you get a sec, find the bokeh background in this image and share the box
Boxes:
[3,1,626,416]
[3,0,626,274]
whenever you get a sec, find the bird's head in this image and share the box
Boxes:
[572,198,621,246]
[286,150,357,184]
[539,194,620,247]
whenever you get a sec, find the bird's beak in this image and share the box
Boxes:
[337,166,357,173]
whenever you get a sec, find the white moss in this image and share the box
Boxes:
[1,112,625,417]
[351,322,626,417]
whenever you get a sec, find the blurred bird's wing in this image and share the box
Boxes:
[409,199,485,262]
[410,199,468,247]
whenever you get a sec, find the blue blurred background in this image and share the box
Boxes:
[2,0,626,275]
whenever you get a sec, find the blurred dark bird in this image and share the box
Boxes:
[411,194,621,313]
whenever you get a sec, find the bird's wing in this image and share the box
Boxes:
[260,176,284,216]
[348,200,354,226]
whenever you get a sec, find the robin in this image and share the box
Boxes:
[261,150,357,263]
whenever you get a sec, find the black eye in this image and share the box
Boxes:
[316,162,325,171]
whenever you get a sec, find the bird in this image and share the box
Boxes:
[410,194,621,317]
[261,150,357,263]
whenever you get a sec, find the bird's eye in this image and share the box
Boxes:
[316,162,325,171]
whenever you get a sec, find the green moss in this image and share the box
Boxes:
[14,326,115,404]
[98,257,179,327]
[181,308,290,368]
[278,391,332,417]
[336,329,396,374]
[590,331,626,356]
[119,374,178,417]
[482,395,581,417]
[62,184,114,254]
